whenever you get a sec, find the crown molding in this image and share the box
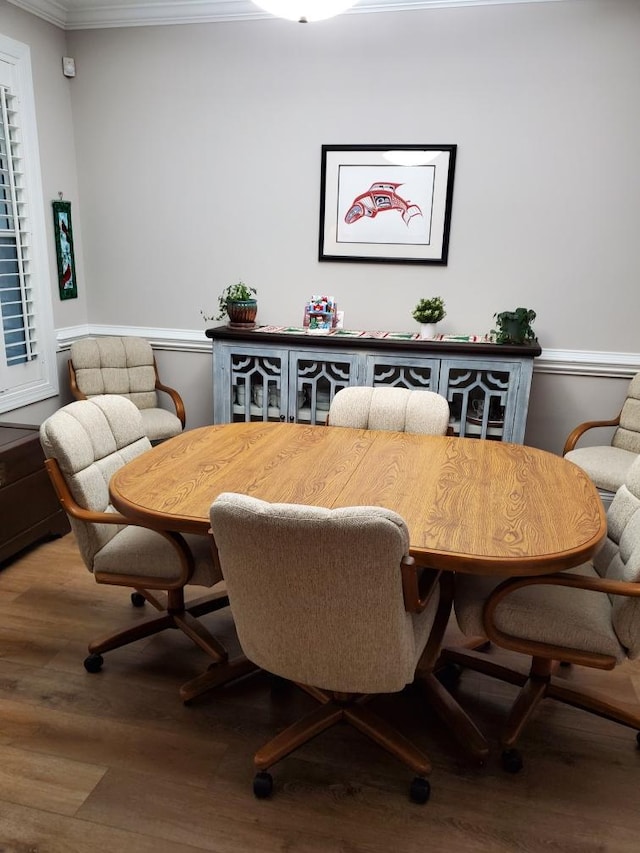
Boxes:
[7,0,568,31]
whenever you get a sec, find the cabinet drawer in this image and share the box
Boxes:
[0,468,61,534]
[0,428,45,487]
[0,424,71,564]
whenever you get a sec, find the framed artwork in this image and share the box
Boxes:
[52,199,78,299]
[319,144,457,265]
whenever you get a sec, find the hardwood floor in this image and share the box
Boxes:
[1,533,639,852]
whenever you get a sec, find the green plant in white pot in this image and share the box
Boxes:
[412,296,446,339]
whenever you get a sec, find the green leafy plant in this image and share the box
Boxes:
[492,307,537,344]
[411,296,446,324]
[215,281,257,320]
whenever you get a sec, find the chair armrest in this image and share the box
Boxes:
[562,414,621,455]
[68,359,88,401]
[154,361,186,427]
[44,457,195,588]
[401,556,440,613]
[481,572,640,668]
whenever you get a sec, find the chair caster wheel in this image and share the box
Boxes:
[84,653,104,673]
[501,748,523,773]
[131,592,146,607]
[409,776,430,804]
[253,771,273,799]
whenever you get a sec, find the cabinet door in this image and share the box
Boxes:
[364,354,441,390]
[288,350,360,425]
[439,360,523,442]
[215,344,289,423]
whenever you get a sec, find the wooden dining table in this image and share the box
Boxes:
[110,421,606,576]
[109,421,607,758]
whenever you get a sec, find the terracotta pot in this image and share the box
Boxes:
[227,299,257,329]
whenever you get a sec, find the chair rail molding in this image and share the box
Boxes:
[535,349,640,378]
[55,325,640,378]
[56,324,210,353]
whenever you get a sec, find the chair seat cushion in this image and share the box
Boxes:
[139,408,183,442]
[454,564,626,662]
[564,446,638,494]
[94,527,221,587]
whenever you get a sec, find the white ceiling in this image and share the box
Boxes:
[6,0,565,30]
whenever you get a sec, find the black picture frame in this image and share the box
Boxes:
[52,199,78,300]
[319,144,456,265]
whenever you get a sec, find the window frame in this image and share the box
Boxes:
[0,32,57,414]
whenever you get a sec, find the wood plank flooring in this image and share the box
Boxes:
[1,533,639,852]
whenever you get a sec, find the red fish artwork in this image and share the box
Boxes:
[345,182,422,226]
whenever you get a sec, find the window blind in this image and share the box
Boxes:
[0,83,35,368]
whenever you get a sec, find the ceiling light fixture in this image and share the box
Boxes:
[252,1,358,23]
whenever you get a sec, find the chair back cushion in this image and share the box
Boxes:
[70,337,158,411]
[210,493,435,693]
[328,386,450,435]
[612,371,640,454]
[40,395,151,570]
[595,453,640,656]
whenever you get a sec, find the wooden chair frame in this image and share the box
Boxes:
[68,358,186,429]
[562,412,622,456]
[442,571,640,762]
[45,457,254,700]
[246,559,490,800]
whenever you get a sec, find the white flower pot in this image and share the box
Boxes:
[419,323,438,339]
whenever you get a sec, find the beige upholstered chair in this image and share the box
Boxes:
[445,454,640,773]
[327,386,450,435]
[40,395,236,692]
[68,336,185,443]
[209,493,449,803]
[563,371,640,506]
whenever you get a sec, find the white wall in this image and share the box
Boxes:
[0,0,87,331]
[65,0,640,349]
[1,0,639,454]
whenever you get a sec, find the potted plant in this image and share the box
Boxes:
[492,307,537,344]
[216,281,258,328]
[412,296,446,339]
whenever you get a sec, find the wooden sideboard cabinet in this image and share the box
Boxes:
[0,423,70,565]
[207,327,541,443]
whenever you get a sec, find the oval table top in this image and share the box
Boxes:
[109,421,606,577]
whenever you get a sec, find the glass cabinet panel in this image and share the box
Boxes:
[230,352,286,422]
[289,351,360,425]
[365,355,440,390]
[440,362,519,441]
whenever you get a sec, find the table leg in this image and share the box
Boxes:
[415,573,489,762]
